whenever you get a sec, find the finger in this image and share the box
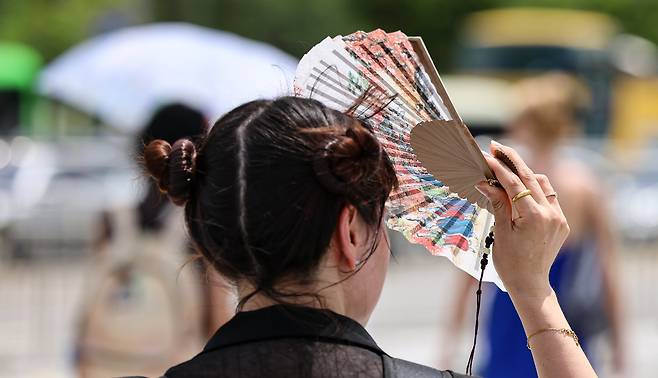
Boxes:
[491,142,549,206]
[484,154,537,215]
[475,181,512,228]
[535,174,570,241]
[535,174,563,213]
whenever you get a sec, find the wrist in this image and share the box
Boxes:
[508,287,570,336]
[508,285,555,316]
[505,280,553,302]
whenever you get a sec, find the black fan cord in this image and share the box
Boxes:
[465,229,495,376]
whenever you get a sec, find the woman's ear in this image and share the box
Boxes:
[333,205,365,270]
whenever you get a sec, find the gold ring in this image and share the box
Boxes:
[512,189,532,203]
[545,192,558,199]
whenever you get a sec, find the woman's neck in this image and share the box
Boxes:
[237,277,349,320]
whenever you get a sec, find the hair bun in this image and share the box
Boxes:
[313,123,382,196]
[143,138,197,206]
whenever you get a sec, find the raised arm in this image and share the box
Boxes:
[474,142,597,378]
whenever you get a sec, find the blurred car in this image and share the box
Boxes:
[1,134,139,258]
[457,7,658,148]
[441,74,512,137]
[610,146,658,243]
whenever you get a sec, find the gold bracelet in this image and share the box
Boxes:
[526,328,579,350]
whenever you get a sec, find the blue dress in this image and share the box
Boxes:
[481,245,599,378]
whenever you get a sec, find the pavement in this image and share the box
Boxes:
[1,236,657,377]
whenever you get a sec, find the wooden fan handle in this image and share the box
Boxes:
[494,149,520,176]
[486,149,520,188]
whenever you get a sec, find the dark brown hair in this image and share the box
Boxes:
[143,96,397,307]
[137,103,206,231]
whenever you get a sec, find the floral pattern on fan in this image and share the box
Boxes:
[295,29,501,285]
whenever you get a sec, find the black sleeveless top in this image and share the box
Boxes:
[162,305,473,378]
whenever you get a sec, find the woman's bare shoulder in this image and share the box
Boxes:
[555,159,601,195]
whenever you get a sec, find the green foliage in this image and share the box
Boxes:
[151,0,366,58]
[348,0,499,70]
[0,0,131,60]
[2,0,658,68]
[150,0,498,69]
[156,0,658,69]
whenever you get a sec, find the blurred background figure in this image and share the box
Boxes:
[75,103,235,378]
[445,73,624,378]
[509,75,624,371]
[133,103,236,335]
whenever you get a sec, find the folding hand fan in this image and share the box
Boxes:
[294,29,503,288]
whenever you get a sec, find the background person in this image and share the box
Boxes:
[445,74,624,377]
[77,104,234,377]
[133,103,237,335]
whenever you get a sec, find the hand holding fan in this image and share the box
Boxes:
[294,30,504,288]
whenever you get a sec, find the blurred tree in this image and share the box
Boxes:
[2,0,658,68]
[148,0,658,69]
[0,0,141,60]
[151,0,365,59]
[349,0,498,70]
[148,0,496,69]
